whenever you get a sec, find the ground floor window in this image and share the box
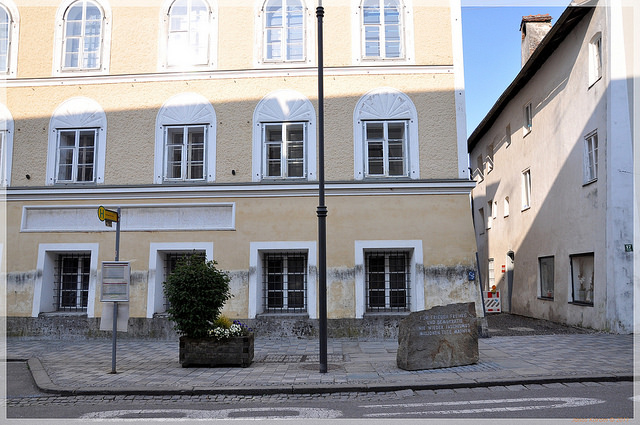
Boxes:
[262,252,307,313]
[162,251,206,310]
[488,258,495,290]
[570,253,594,305]
[539,256,554,299]
[55,253,90,312]
[365,250,410,312]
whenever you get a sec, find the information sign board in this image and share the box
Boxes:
[101,261,130,302]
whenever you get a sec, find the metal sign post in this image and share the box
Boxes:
[98,206,123,373]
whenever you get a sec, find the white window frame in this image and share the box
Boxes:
[146,242,213,317]
[523,102,532,136]
[54,128,98,183]
[257,0,312,65]
[363,120,408,177]
[155,92,217,184]
[583,131,598,184]
[32,243,99,317]
[588,33,602,87]
[0,0,18,77]
[486,200,493,229]
[522,168,531,210]
[0,102,13,186]
[354,87,418,180]
[159,0,217,71]
[53,0,111,76]
[488,258,495,290]
[46,97,107,186]
[249,241,317,319]
[262,122,307,179]
[351,0,414,65]
[163,125,207,182]
[354,240,424,318]
[252,89,316,182]
[503,196,510,217]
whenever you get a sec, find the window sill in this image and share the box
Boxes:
[521,206,531,212]
[523,129,531,138]
[588,76,602,89]
[363,311,410,317]
[257,313,309,318]
[538,296,554,301]
[582,178,597,187]
[39,311,87,317]
[569,301,593,307]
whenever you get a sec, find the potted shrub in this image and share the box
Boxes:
[163,253,254,367]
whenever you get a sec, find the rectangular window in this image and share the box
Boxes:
[488,258,495,290]
[164,125,206,181]
[570,253,594,305]
[504,196,510,217]
[365,250,410,312]
[505,124,511,147]
[263,122,306,178]
[262,252,307,313]
[56,129,97,183]
[522,169,531,210]
[362,0,403,59]
[0,8,9,73]
[584,132,598,183]
[589,34,602,86]
[487,201,493,229]
[539,256,554,299]
[54,253,90,311]
[162,251,206,311]
[264,0,304,62]
[364,120,407,177]
[523,102,532,135]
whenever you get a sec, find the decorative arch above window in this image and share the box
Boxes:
[160,0,217,71]
[353,87,419,179]
[351,0,414,65]
[252,89,316,182]
[53,0,112,75]
[47,97,107,185]
[154,92,217,184]
[0,102,14,186]
[257,0,313,66]
[0,0,19,77]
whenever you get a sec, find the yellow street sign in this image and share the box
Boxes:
[98,206,119,223]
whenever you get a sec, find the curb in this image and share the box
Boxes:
[23,356,634,397]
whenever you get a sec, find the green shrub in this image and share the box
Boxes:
[162,253,231,338]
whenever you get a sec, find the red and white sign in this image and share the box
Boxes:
[484,291,501,313]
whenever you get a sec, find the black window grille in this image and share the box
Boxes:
[163,251,205,310]
[365,250,410,312]
[54,253,90,312]
[262,252,307,313]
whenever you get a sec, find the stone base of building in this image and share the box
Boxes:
[6,314,413,340]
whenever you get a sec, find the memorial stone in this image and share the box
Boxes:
[397,302,478,371]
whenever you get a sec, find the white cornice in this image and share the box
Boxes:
[6,180,475,201]
[1,65,454,88]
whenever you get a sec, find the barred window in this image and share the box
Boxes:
[162,251,205,310]
[262,252,307,313]
[365,250,410,312]
[54,253,90,312]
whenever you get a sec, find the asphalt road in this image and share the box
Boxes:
[6,361,634,423]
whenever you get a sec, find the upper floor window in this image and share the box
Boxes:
[252,89,316,181]
[522,168,531,210]
[263,0,305,62]
[583,131,598,184]
[351,0,413,64]
[161,0,217,70]
[588,33,602,87]
[54,0,111,75]
[155,93,217,183]
[0,1,18,76]
[523,102,532,135]
[354,87,418,180]
[47,97,107,185]
[0,102,13,186]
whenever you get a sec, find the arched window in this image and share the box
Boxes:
[353,88,419,179]
[53,0,111,75]
[47,97,107,185]
[263,0,305,62]
[0,1,18,76]
[252,89,316,181]
[161,0,217,70]
[154,93,217,183]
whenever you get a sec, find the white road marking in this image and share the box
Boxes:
[361,397,605,417]
[81,407,343,420]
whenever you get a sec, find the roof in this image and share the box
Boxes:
[467,3,594,151]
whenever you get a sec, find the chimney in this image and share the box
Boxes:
[520,14,553,67]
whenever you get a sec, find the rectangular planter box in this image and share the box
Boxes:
[179,334,254,367]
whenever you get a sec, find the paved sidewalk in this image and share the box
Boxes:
[5,334,635,396]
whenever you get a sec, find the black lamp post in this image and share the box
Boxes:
[316,0,327,374]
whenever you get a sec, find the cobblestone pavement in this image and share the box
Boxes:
[5,332,634,396]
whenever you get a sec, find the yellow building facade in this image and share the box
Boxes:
[2,0,479,338]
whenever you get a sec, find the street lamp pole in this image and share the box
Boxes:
[316,0,328,374]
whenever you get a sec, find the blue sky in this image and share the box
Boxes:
[461,1,570,137]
